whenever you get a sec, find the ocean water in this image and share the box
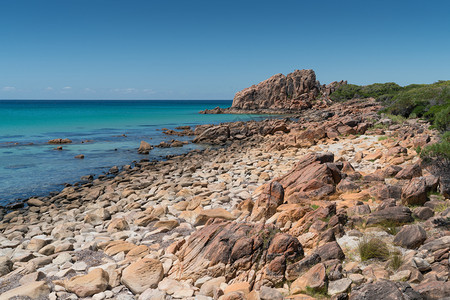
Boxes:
[0,100,264,206]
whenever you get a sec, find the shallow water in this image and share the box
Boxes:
[0,100,265,205]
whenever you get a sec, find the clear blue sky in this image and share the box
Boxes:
[1,0,449,100]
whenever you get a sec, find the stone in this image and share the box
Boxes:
[349,280,422,300]
[0,256,13,276]
[194,208,236,225]
[27,238,47,252]
[224,282,250,296]
[250,181,285,221]
[107,218,129,232]
[65,268,109,297]
[401,177,428,206]
[138,141,153,154]
[138,288,166,300]
[199,276,226,296]
[0,281,50,300]
[328,278,352,295]
[413,207,434,220]
[413,280,450,299]
[121,258,164,294]
[390,270,411,282]
[291,263,327,294]
[314,241,345,261]
[104,240,136,256]
[395,164,422,180]
[366,206,413,225]
[154,219,179,232]
[276,152,341,203]
[260,286,283,300]
[48,138,72,144]
[27,198,45,207]
[286,254,321,281]
[393,225,427,249]
[193,125,230,144]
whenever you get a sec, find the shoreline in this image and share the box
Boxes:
[1,98,449,299]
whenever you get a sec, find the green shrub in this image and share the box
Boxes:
[389,251,404,270]
[358,237,390,261]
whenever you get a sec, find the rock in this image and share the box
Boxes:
[171,221,302,285]
[413,207,434,220]
[154,219,179,232]
[413,280,450,299]
[27,198,45,207]
[19,271,46,285]
[250,181,285,221]
[65,268,109,297]
[0,256,13,276]
[401,177,428,205]
[286,254,321,281]
[260,286,283,300]
[328,278,352,295]
[194,208,236,225]
[27,238,48,252]
[276,152,341,203]
[231,69,320,110]
[121,258,164,294]
[350,280,423,300]
[314,241,345,261]
[193,125,230,144]
[48,138,72,144]
[107,218,129,232]
[366,206,413,226]
[393,225,427,249]
[199,276,226,297]
[138,141,153,154]
[224,282,250,296]
[74,154,85,159]
[0,281,50,300]
[395,164,422,180]
[138,288,166,300]
[291,263,327,294]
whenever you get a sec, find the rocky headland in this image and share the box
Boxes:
[0,74,449,300]
[200,70,347,114]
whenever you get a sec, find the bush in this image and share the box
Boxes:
[358,237,390,261]
[389,251,404,270]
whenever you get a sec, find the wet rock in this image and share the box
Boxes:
[393,225,427,249]
[75,154,85,159]
[138,141,153,154]
[48,138,72,144]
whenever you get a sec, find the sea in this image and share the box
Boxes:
[0,100,266,206]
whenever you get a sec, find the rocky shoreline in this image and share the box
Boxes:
[0,98,449,299]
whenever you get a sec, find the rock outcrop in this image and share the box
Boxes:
[231,69,320,110]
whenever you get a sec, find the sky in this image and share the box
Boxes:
[0,0,449,100]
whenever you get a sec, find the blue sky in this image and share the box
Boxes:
[0,0,449,100]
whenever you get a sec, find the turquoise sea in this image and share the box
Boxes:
[0,100,263,206]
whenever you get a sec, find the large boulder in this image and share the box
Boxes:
[290,263,327,294]
[138,141,153,154]
[169,221,303,288]
[0,281,50,300]
[349,280,423,300]
[231,69,320,110]
[193,125,230,144]
[393,225,427,249]
[366,206,413,226]
[401,177,428,205]
[121,258,164,294]
[65,268,109,297]
[276,152,341,203]
[250,181,285,221]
